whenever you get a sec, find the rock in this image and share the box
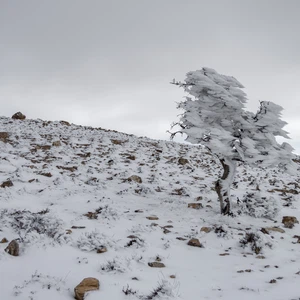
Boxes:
[127,235,139,239]
[66,229,72,234]
[52,140,61,147]
[200,227,212,233]
[148,262,166,268]
[187,238,203,248]
[178,158,189,165]
[71,226,86,229]
[0,238,8,243]
[256,255,266,259]
[0,132,9,143]
[170,275,176,279]
[60,120,71,126]
[111,139,127,145]
[96,246,107,254]
[176,237,187,241]
[219,253,230,256]
[282,216,299,228]
[12,112,26,120]
[0,180,13,188]
[5,240,19,256]
[269,279,277,284]
[38,172,52,177]
[74,277,100,300]
[146,215,159,220]
[128,175,142,183]
[264,227,285,234]
[188,203,203,209]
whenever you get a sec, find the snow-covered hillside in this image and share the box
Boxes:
[0,116,300,300]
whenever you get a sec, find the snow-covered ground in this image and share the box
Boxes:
[0,116,300,300]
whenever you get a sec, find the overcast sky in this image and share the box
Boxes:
[1,1,300,153]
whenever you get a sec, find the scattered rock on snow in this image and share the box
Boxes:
[0,238,8,243]
[0,132,9,143]
[269,279,277,284]
[12,112,26,120]
[148,262,166,268]
[52,140,61,147]
[282,216,299,228]
[263,227,285,234]
[188,203,203,209]
[4,240,19,256]
[0,179,13,188]
[187,238,203,248]
[146,215,159,221]
[200,227,212,233]
[74,277,100,300]
[127,175,142,183]
[96,246,107,254]
[178,157,189,165]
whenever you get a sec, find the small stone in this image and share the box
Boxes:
[0,132,9,143]
[74,277,100,300]
[188,203,203,209]
[60,120,71,126]
[71,226,86,229]
[66,229,72,234]
[12,112,26,120]
[237,270,244,273]
[200,227,212,233]
[178,157,189,165]
[148,262,165,268]
[282,216,299,228]
[127,235,139,239]
[187,238,203,248]
[4,240,19,256]
[245,269,252,273]
[264,227,285,234]
[134,209,143,213]
[52,140,61,147]
[146,216,159,220]
[170,275,176,279]
[128,175,142,183]
[269,279,277,284]
[163,229,171,234]
[256,255,266,259]
[176,237,187,241]
[96,246,107,254]
[0,238,8,243]
[0,180,13,188]
[219,253,230,256]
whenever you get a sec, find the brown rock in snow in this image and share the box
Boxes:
[12,112,26,120]
[5,240,19,256]
[282,216,299,228]
[74,277,100,300]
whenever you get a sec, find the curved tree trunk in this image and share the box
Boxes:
[215,158,237,215]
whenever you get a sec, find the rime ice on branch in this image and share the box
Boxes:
[171,67,295,215]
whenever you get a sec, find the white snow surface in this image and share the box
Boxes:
[0,116,300,300]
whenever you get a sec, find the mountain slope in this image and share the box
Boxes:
[0,116,299,300]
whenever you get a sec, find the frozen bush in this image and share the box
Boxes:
[237,191,280,219]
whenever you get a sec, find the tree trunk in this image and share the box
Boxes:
[215,158,237,215]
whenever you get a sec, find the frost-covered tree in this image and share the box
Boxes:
[171,67,295,215]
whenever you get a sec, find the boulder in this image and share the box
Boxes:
[200,227,212,233]
[74,277,100,300]
[127,175,142,183]
[178,157,189,165]
[0,132,9,143]
[148,262,165,268]
[188,203,203,209]
[1,180,13,188]
[282,216,299,228]
[187,238,203,248]
[5,240,19,256]
[12,112,26,120]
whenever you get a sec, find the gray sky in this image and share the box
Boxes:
[1,1,300,152]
